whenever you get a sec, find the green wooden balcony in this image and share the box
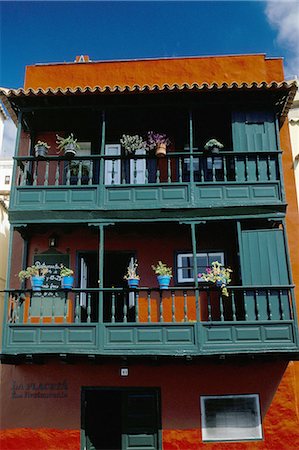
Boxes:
[3,285,298,358]
[10,150,285,221]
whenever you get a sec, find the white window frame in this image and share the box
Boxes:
[105,144,121,185]
[200,394,263,442]
[177,252,224,283]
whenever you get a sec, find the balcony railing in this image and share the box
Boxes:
[4,285,298,357]
[11,151,283,215]
[16,151,281,187]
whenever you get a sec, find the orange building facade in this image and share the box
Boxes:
[1,54,299,449]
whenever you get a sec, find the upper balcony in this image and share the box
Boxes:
[2,82,295,223]
[11,149,284,222]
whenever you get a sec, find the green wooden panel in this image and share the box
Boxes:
[232,111,278,182]
[240,228,290,321]
[241,229,289,285]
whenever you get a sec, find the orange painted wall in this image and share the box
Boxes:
[24,54,284,90]
[1,360,299,449]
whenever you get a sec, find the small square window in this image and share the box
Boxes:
[4,175,10,185]
[200,394,262,442]
[177,252,224,283]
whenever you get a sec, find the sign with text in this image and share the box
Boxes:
[33,253,69,297]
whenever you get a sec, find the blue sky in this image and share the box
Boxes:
[1,0,299,154]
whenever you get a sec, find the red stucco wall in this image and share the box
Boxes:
[1,360,298,449]
[24,54,285,90]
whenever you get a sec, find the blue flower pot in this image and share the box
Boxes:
[127,278,139,289]
[157,275,171,290]
[61,276,74,289]
[31,276,45,291]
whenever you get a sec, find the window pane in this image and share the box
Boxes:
[201,395,262,442]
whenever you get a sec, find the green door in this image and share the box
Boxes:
[122,391,160,450]
[82,388,161,450]
[239,228,290,320]
[232,111,278,181]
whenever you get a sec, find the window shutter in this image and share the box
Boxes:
[105,144,121,185]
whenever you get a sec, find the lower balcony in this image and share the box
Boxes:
[3,286,298,358]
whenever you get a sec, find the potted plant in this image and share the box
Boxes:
[34,140,50,158]
[123,259,140,288]
[18,264,48,291]
[69,162,90,185]
[152,261,172,289]
[56,133,80,157]
[120,134,147,155]
[198,261,232,296]
[204,139,224,155]
[60,266,74,289]
[147,131,171,158]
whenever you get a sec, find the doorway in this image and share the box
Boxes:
[82,387,161,450]
[104,251,135,322]
[78,251,98,322]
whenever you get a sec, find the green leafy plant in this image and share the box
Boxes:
[35,140,51,149]
[204,139,224,151]
[70,163,90,177]
[60,266,74,277]
[198,261,232,296]
[18,264,48,280]
[152,261,172,277]
[120,134,147,154]
[124,259,140,280]
[56,133,80,153]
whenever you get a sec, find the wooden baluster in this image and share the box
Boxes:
[207,290,212,321]
[179,158,183,183]
[16,296,21,324]
[145,290,150,322]
[145,168,149,184]
[44,161,49,186]
[51,296,55,323]
[244,290,248,321]
[75,294,80,323]
[77,161,82,186]
[267,289,272,320]
[234,155,238,182]
[28,292,32,323]
[200,156,205,182]
[256,155,260,181]
[231,290,236,321]
[111,160,115,185]
[255,290,260,320]
[171,290,175,322]
[135,291,139,322]
[167,158,171,183]
[245,155,248,181]
[63,292,68,323]
[22,161,29,186]
[111,292,116,323]
[279,289,285,320]
[55,161,60,186]
[156,168,160,184]
[133,159,137,184]
[219,292,224,321]
[87,293,91,323]
[88,161,93,185]
[33,161,38,186]
[123,292,128,323]
[183,290,188,322]
[39,294,44,323]
[212,157,216,182]
[66,164,71,186]
[159,291,163,322]
[223,155,227,182]
[267,155,272,180]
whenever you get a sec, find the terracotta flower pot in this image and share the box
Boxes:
[155,143,166,158]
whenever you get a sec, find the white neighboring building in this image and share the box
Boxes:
[288,79,299,209]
